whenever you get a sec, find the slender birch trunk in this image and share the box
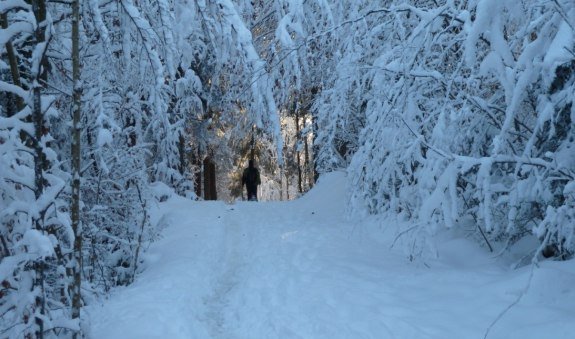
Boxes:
[71,0,83,335]
[30,1,48,336]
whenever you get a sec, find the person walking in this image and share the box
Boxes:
[242,160,261,201]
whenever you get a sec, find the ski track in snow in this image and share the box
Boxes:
[87,173,575,339]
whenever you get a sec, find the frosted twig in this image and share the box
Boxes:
[552,0,575,32]
[483,263,535,339]
[476,223,493,252]
[398,116,452,159]
[391,223,421,249]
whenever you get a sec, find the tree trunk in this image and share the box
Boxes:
[280,165,284,201]
[309,87,320,184]
[0,13,24,115]
[203,157,217,200]
[295,111,303,194]
[193,147,202,198]
[209,162,217,200]
[285,172,290,201]
[31,0,47,199]
[178,133,186,176]
[132,183,147,283]
[70,0,83,335]
[304,118,312,189]
[31,1,48,336]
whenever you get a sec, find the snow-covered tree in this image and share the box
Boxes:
[313,0,575,260]
[0,1,80,336]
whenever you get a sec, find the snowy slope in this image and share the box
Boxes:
[86,172,575,339]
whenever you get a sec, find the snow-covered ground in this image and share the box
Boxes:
[86,172,575,339]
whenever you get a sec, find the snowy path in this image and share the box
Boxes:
[87,173,575,339]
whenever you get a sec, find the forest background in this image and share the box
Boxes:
[1,0,574,337]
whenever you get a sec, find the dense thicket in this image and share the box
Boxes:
[312,0,574,260]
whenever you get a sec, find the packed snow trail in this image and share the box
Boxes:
[87,172,575,339]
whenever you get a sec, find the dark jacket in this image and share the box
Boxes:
[242,167,261,188]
